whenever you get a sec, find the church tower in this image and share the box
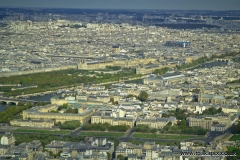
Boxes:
[78,59,88,70]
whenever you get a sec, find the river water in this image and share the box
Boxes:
[191,61,228,70]
[0,61,229,112]
[0,93,55,112]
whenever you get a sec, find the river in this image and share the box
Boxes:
[191,61,228,70]
[0,93,56,112]
[0,105,10,112]
[0,61,229,112]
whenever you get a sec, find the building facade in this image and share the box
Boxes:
[10,119,54,128]
[187,114,231,130]
[21,104,95,124]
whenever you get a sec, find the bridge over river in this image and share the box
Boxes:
[0,97,49,105]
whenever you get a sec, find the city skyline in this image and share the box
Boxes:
[1,0,240,10]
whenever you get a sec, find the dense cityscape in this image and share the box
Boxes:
[0,6,240,160]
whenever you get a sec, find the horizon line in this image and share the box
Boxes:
[0,6,240,11]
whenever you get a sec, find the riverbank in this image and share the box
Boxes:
[0,93,55,113]
[189,61,228,70]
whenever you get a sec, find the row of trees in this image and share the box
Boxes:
[176,56,211,70]
[134,124,157,133]
[176,52,239,70]
[82,122,130,132]
[162,120,207,135]
[1,68,141,96]
[14,134,85,146]
[0,103,34,123]
[162,108,191,120]
[162,125,207,135]
[153,67,170,75]
[56,120,81,130]
[106,66,121,70]
[0,86,12,92]
[134,120,206,135]
[202,107,222,115]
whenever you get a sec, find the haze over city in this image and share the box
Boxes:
[1,0,240,10]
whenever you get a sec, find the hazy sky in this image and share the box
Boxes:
[1,0,240,10]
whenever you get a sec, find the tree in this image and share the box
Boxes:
[153,67,169,75]
[82,123,129,132]
[57,151,63,157]
[107,152,111,160]
[59,120,81,130]
[166,121,172,126]
[126,94,134,98]
[179,119,187,127]
[232,122,240,134]
[56,121,61,127]
[117,155,125,160]
[183,81,190,84]
[110,97,114,104]
[65,108,78,113]
[138,91,148,101]
[134,124,152,133]
[202,107,222,115]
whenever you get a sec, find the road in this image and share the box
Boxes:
[70,126,83,135]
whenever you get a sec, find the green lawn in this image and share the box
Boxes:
[14,129,71,134]
[133,133,204,140]
[79,131,124,138]
[229,135,240,141]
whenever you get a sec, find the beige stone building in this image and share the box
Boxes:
[50,96,68,105]
[45,137,114,159]
[187,114,231,130]
[0,145,9,156]
[91,108,136,127]
[10,119,54,128]
[221,106,239,113]
[77,57,157,70]
[198,88,226,104]
[91,115,135,127]
[51,94,110,105]
[21,104,95,124]
[136,116,176,129]
[115,142,143,158]
[211,124,227,131]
